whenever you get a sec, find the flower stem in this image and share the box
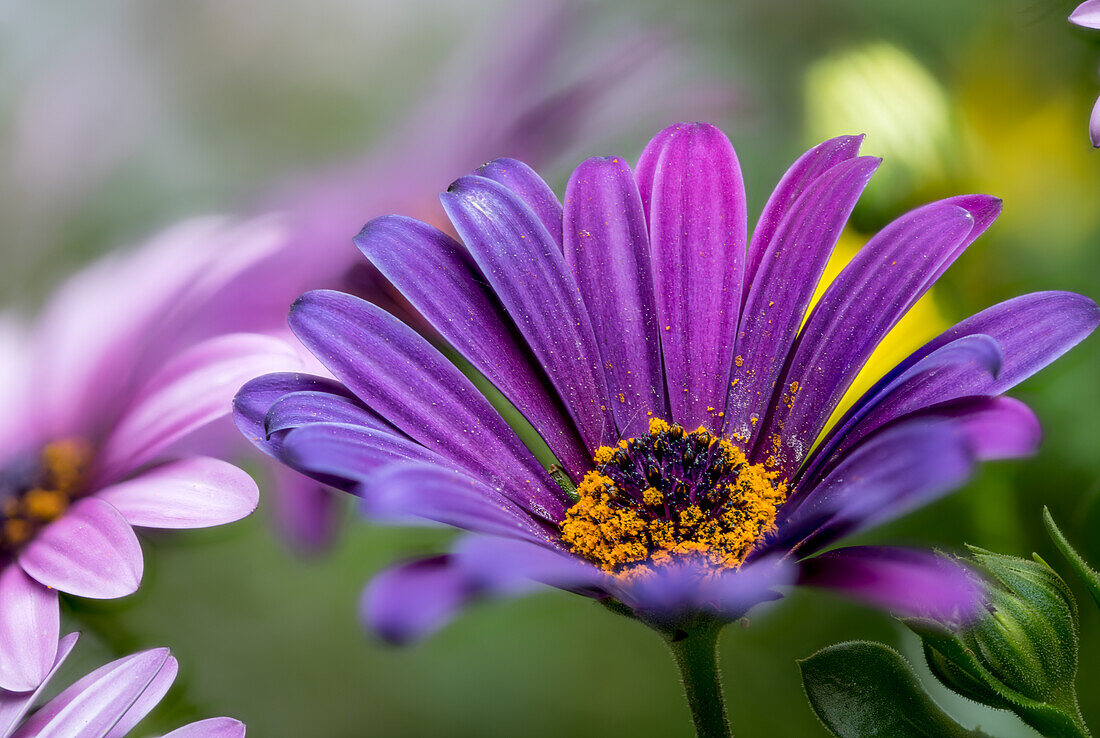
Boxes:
[666,621,731,738]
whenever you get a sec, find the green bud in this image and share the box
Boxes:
[905,547,1090,738]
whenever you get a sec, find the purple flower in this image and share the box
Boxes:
[0,632,244,737]
[0,219,303,692]
[1070,1,1100,147]
[236,122,1100,641]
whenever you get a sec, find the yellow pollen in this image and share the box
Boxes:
[22,488,69,522]
[2,519,32,547]
[560,420,788,578]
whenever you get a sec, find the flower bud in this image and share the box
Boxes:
[905,546,1089,738]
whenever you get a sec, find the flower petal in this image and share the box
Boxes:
[13,647,170,738]
[451,534,608,596]
[800,334,1004,484]
[759,198,989,476]
[0,632,78,736]
[920,396,1042,461]
[161,717,247,738]
[360,556,474,645]
[18,498,143,599]
[1070,0,1100,28]
[1091,94,1100,148]
[743,135,865,299]
[264,391,383,437]
[280,423,450,491]
[475,158,564,248]
[0,565,60,692]
[267,467,343,553]
[769,420,974,559]
[441,175,615,451]
[799,546,983,621]
[288,289,568,521]
[564,156,666,436]
[357,464,555,545]
[844,291,1100,411]
[97,333,302,483]
[725,156,880,443]
[95,457,258,530]
[233,372,370,459]
[104,654,177,738]
[636,122,747,430]
[354,215,589,476]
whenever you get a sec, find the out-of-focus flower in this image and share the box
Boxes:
[0,632,244,737]
[1069,1,1100,147]
[907,547,1089,738]
[804,42,956,209]
[0,218,303,693]
[238,0,735,552]
[237,122,1099,643]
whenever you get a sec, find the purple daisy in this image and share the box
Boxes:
[236,122,1097,730]
[0,219,305,694]
[1071,1,1100,147]
[0,632,244,737]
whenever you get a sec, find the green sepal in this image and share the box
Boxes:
[1044,506,1100,611]
[798,640,990,738]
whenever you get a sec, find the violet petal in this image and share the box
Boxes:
[0,565,59,692]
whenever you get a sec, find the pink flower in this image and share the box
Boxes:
[0,217,302,693]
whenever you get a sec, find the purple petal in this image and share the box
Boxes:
[843,291,1100,414]
[161,717,247,738]
[0,632,78,736]
[725,156,880,444]
[353,215,589,476]
[361,556,474,645]
[1070,0,1100,28]
[636,122,747,430]
[13,647,170,738]
[475,158,564,248]
[233,372,372,459]
[95,457,258,530]
[563,156,666,436]
[358,464,555,545]
[451,535,608,596]
[441,175,616,451]
[97,334,302,483]
[769,420,974,558]
[800,334,1004,484]
[289,289,568,521]
[280,423,449,491]
[105,654,177,738]
[743,135,866,299]
[0,565,59,692]
[1091,94,1100,149]
[922,396,1041,461]
[267,467,342,553]
[264,391,382,437]
[18,498,143,599]
[614,554,795,626]
[799,546,983,621]
[758,197,990,476]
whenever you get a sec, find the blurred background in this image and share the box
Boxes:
[2,0,1099,735]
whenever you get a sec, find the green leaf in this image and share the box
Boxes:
[798,641,990,738]
[1044,506,1100,611]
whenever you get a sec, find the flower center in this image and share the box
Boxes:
[0,440,91,552]
[560,419,787,576]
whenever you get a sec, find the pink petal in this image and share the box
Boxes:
[13,648,170,738]
[18,498,143,599]
[161,717,247,738]
[1070,0,1100,28]
[96,333,302,483]
[0,632,80,736]
[1091,94,1100,149]
[104,655,178,738]
[96,457,259,530]
[0,564,60,692]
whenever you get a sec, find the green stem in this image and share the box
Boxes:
[666,622,732,738]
